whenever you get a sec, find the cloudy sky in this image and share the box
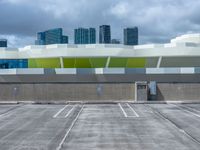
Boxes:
[0,0,200,47]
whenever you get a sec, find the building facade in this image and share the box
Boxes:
[36,32,45,45]
[0,39,7,47]
[75,28,96,44]
[124,27,138,45]
[35,28,68,45]
[0,39,28,69]
[0,60,28,69]
[62,35,68,44]
[99,25,111,44]
[74,28,89,44]
[111,39,120,44]
[45,28,62,44]
[89,28,96,44]
[0,34,200,69]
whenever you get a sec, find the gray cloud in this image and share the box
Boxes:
[0,0,199,47]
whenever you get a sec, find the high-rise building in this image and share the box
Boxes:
[74,28,89,44]
[74,28,96,44]
[124,27,138,45]
[35,28,68,45]
[35,32,45,45]
[88,28,96,44]
[111,39,120,44]
[99,25,111,44]
[0,39,7,47]
[45,28,63,44]
[62,35,68,44]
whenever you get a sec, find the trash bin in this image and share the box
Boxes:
[149,81,157,101]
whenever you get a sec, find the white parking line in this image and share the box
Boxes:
[0,105,23,119]
[181,105,200,114]
[0,111,14,118]
[0,110,12,118]
[65,105,76,118]
[56,105,84,150]
[53,105,68,118]
[127,103,139,117]
[171,104,200,118]
[118,103,128,117]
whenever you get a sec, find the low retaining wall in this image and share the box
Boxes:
[157,83,200,100]
[0,75,200,101]
[0,83,135,101]
[0,74,200,83]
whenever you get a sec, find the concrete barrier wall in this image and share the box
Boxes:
[157,83,200,100]
[1,74,200,83]
[0,83,135,101]
[0,82,200,102]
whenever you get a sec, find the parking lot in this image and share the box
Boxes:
[0,103,200,150]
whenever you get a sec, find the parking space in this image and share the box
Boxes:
[149,103,200,145]
[0,103,200,150]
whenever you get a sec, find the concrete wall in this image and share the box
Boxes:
[0,83,135,101]
[157,83,200,100]
[1,74,200,83]
[0,81,200,102]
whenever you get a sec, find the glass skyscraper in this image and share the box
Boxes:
[124,27,138,45]
[89,28,96,44]
[35,32,45,45]
[62,35,68,44]
[74,28,96,44]
[111,39,120,44]
[45,28,62,44]
[74,28,89,44]
[99,25,111,44]
[35,28,68,45]
[0,39,7,47]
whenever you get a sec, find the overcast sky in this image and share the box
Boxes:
[0,0,200,47]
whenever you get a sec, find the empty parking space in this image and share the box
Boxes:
[53,104,77,118]
[181,104,200,112]
[149,103,200,145]
[0,105,22,117]
[0,103,200,150]
[118,103,139,117]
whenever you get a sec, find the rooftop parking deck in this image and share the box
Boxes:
[0,103,200,149]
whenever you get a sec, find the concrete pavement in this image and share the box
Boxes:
[0,103,199,150]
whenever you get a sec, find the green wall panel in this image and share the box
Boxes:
[63,58,107,68]
[126,58,146,68]
[75,58,92,68]
[28,58,61,68]
[90,58,107,68]
[63,58,75,68]
[109,57,146,68]
[109,58,127,67]
[28,57,147,68]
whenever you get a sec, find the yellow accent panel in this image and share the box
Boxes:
[75,58,92,68]
[63,58,75,68]
[126,58,146,68]
[90,58,107,68]
[109,58,127,67]
[28,58,61,68]
[63,58,107,68]
[28,57,146,68]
